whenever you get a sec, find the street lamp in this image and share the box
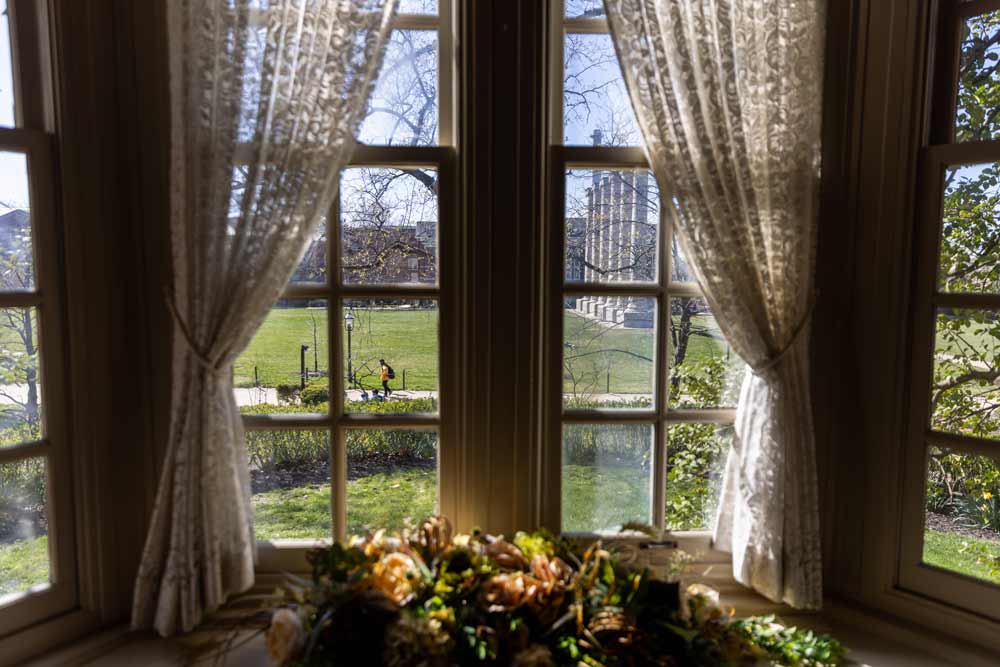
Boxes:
[300,344,309,389]
[344,311,355,389]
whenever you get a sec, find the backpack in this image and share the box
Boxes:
[386,365,396,379]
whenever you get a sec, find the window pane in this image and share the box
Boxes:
[939,163,1000,293]
[563,33,639,146]
[0,152,34,290]
[666,424,731,531]
[291,224,327,284]
[562,423,652,533]
[248,430,331,542]
[563,296,655,409]
[668,297,745,409]
[956,11,1000,142]
[565,168,658,284]
[670,231,695,283]
[0,0,14,127]
[398,0,437,14]
[346,429,437,535]
[932,308,1000,440]
[235,300,329,416]
[340,167,438,286]
[565,0,606,18]
[923,446,1000,586]
[358,30,438,146]
[0,456,50,599]
[0,307,42,442]
[343,299,438,414]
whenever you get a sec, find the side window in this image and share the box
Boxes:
[0,0,77,635]
[900,1,1000,618]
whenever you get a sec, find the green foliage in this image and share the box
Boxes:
[300,381,330,406]
[242,399,438,470]
[732,616,847,667]
[926,448,1000,532]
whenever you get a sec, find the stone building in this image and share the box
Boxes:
[570,131,655,329]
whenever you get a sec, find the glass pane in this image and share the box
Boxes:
[932,308,1000,440]
[340,167,438,286]
[0,0,14,127]
[939,163,1000,293]
[235,300,329,416]
[670,231,695,283]
[565,169,660,283]
[563,33,639,146]
[358,30,438,146]
[0,457,50,599]
[563,296,655,409]
[956,11,1000,142]
[343,299,438,414]
[668,297,745,409]
[565,168,658,284]
[398,0,437,14]
[562,423,653,534]
[923,447,1000,586]
[0,152,34,290]
[565,0,606,18]
[666,424,731,531]
[248,430,332,542]
[346,429,437,535]
[290,224,327,283]
[0,307,42,442]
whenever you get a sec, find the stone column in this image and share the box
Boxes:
[578,185,596,314]
[597,173,612,321]
[624,170,653,329]
[607,172,624,322]
[619,170,636,321]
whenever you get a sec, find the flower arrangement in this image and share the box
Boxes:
[265,517,845,666]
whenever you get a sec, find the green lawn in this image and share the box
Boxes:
[923,529,1000,585]
[561,463,650,533]
[235,306,439,390]
[0,535,48,597]
[563,310,728,395]
[253,465,438,540]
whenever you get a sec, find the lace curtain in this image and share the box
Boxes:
[131,0,398,636]
[605,0,825,608]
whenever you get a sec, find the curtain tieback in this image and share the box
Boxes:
[750,307,814,377]
[164,288,226,375]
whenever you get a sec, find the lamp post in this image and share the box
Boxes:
[345,311,355,389]
[300,344,309,389]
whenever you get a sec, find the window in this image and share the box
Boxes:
[900,0,1000,619]
[238,0,455,555]
[545,2,743,536]
[0,0,76,636]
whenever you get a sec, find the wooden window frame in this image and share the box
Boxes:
[0,0,77,638]
[540,2,736,544]
[253,1,459,573]
[898,0,1000,621]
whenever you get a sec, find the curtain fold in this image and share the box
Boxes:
[132,0,398,637]
[604,0,825,608]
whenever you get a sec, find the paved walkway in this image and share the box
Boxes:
[232,387,653,407]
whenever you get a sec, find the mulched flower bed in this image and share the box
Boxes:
[927,511,1000,543]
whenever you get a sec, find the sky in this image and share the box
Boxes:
[0,0,29,217]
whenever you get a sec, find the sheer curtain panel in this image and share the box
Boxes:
[605,0,825,608]
[131,0,398,636]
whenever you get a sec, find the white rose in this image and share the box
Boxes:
[680,583,723,624]
[266,607,305,665]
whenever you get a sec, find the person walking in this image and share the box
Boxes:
[379,358,394,397]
